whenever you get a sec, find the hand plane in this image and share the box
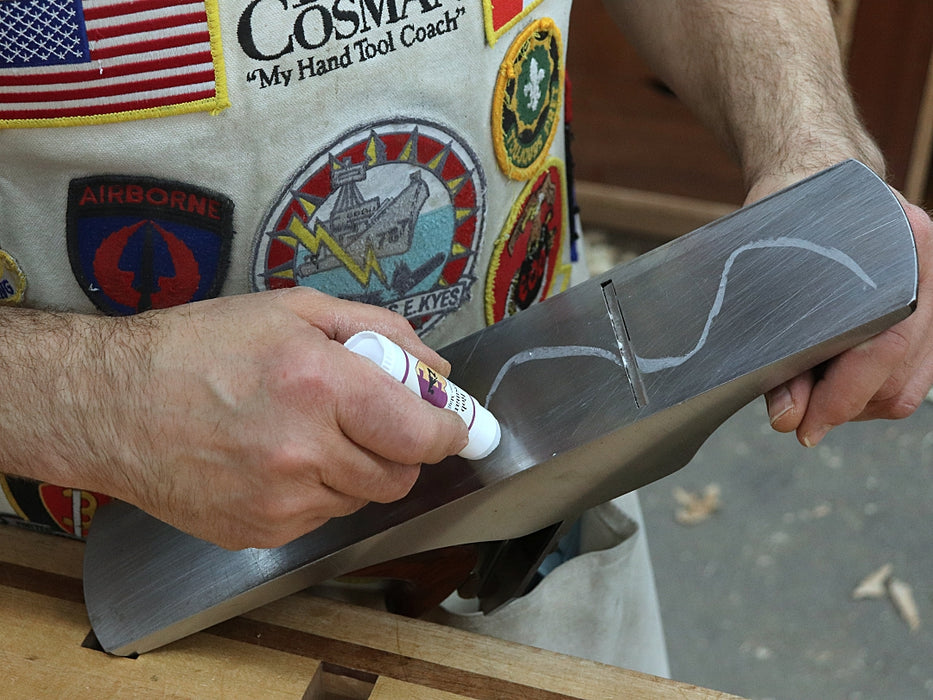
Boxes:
[83,160,918,655]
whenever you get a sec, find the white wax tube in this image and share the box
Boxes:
[344,331,502,460]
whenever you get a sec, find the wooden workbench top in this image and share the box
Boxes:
[0,525,740,699]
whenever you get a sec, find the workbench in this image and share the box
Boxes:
[0,525,739,699]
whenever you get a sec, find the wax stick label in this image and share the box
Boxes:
[415,362,475,426]
[416,362,449,409]
[344,329,499,459]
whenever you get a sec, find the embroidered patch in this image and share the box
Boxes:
[0,0,230,129]
[485,157,570,324]
[0,249,27,304]
[67,175,235,315]
[38,483,113,538]
[481,0,545,46]
[0,476,112,539]
[492,17,563,180]
[252,119,486,337]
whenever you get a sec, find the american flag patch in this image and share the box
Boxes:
[0,0,229,128]
[482,0,545,46]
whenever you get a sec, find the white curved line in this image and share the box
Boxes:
[635,238,876,373]
[482,239,877,404]
[484,345,622,408]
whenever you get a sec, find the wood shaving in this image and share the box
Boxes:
[888,577,921,632]
[809,502,832,519]
[852,564,921,631]
[673,484,721,525]
[852,563,893,600]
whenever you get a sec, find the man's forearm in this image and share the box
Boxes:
[0,308,147,492]
[603,1,933,446]
[604,0,885,194]
[0,291,469,548]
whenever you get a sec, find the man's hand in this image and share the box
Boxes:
[766,198,933,446]
[608,0,933,446]
[0,289,468,549]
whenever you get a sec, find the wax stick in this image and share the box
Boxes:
[344,331,501,460]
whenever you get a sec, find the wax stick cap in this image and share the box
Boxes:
[459,401,502,460]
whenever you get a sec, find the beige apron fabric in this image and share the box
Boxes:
[427,491,670,677]
[0,0,669,675]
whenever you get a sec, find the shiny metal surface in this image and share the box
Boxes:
[84,160,918,655]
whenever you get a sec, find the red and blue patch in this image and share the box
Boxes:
[0,0,229,128]
[67,175,234,315]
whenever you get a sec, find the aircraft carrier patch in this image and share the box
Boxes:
[67,175,235,315]
[252,118,486,337]
[485,157,570,324]
[491,17,563,180]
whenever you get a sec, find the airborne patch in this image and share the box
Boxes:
[485,157,570,324]
[492,17,563,180]
[252,119,486,337]
[67,175,234,315]
[481,0,546,46]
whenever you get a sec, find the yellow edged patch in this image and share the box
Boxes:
[481,0,546,46]
[0,0,230,129]
[485,156,571,324]
[491,17,563,180]
[0,249,27,305]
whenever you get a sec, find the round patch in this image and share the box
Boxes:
[485,158,570,324]
[0,476,112,539]
[253,119,486,336]
[0,249,27,305]
[491,17,563,180]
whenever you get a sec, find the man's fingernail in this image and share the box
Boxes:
[802,425,832,448]
[767,386,794,425]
